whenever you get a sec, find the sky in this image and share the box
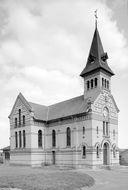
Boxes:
[0,0,128,149]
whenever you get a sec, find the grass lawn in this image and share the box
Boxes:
[0,165,94,190]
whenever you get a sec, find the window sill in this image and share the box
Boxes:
[66,146,71,148]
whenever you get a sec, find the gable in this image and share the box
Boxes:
[9,93,32,119]
[92,91,119,119]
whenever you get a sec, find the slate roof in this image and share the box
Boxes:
[80,27,114,77]
[29,102,48,121]
[48,95,87,121]
[28,92,100,122]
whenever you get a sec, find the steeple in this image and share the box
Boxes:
[80,26,114,77]
[81,17,115,99]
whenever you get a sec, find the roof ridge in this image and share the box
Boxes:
[29,101,47,108]
[48,95,84,107]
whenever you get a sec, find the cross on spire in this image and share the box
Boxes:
[94,9,98,28]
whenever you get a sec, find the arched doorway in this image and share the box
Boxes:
[103,142,110,165]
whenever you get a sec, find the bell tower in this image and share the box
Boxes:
[80,17,114,99]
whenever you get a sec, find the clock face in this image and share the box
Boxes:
[103,108,108,117]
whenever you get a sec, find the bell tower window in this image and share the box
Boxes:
[105,79,107,88]
[95,78,97,87]
[87,81,90,90]
[102,78,104,88]
[91,79,93,88]
[107,81,109,89]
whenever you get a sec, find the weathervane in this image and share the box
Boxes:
[94,9,98,28]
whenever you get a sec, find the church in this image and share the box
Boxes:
[9,22,119,168]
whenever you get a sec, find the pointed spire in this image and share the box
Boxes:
[80,20,114,77]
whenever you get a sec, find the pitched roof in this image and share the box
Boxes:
[2,146,10,151]
[80,27,114,77]
[29,102,48,121]
[29,92,100,122]
[48,95,86,121]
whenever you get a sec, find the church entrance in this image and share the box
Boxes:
[103,142,110,165]
[52,151,56,165]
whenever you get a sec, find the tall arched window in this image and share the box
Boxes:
[19,109,21,126]
[67,127,71,146]
[15,118,17,128]
[52,130,56,147]
[82,145,86,158]
[19,131,22,148]
[38,130,42,148]
[91,79,93,88]
[83,127,85,135]
[95,78,97,87]
[23,115,25,125]
[96,146,99,158]
[23,130,26,148]
[15,131,18,148]
[87,81,89,90]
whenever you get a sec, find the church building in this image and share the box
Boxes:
[9,23,119,168]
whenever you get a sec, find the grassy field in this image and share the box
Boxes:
[0,165,94,190]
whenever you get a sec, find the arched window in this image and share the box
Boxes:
[113,146,116,158]
[95,78,97,87]
[15,118,17,128]
[91,79,93,88]
[23,130,26,148]
[67,127,71,146]
[52,130,56,147]
[96,146,100,158]
[38,130,42,148]
[105,79,107,88]
[102,78,104,88]
[83,127,85,135]
[107,81,109,89]
[87,81,90,90]
[23,115,25,125]
[19,109,21,126]
[19,131,22,148]
[96,126,99,135]
[82,145,86,158]
[15,132,18,148]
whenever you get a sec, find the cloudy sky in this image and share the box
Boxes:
[0,0,128,149]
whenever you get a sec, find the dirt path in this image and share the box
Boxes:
[78,166,128,190]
